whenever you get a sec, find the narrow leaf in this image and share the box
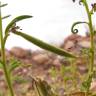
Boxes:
[9,60,21,73]
[5,15,33,34]
[12,31,77,58]
[2,15,11,20]
[12,76,27,84]
[0,2,3,46]
[33,78,58,96]
[0,60,3,69]
[0,3,8,7]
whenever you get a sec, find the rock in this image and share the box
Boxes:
[5,50,12,61]
[63,41,75,50]
[10,47,30,58]
[60,34,92,55]
[32,53,49,64]
[52,58,61,67]
[77,65,88,74]
[21,58,32,64]
[64,34,82,43]
[0,69,3,76]
[61,34,82,51]
[78,41,90,48]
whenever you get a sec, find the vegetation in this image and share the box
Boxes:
[0,0,96,96]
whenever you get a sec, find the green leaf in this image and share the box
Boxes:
[80,73,93,92]
[50,67,57,78]
[8,59,21,73]
[5,15,33,34]
[0,60,3,69]
[12,76,27,84]
[2,15,11,20]
[33,78,58,96]
[60,65,71,77]
[60,65,65,77]
[12,31,77,58]
[0,3,8,7]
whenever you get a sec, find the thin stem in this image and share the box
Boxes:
[84,0,94,88]
[0,2,14,96]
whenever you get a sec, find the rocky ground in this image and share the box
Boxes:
[0,33,96,96]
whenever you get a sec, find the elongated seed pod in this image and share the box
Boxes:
[12,31,77,58]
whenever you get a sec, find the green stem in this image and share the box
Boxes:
[0,2,14,96]
[84,0,94,86]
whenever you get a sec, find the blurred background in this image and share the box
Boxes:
[1,0,96,50]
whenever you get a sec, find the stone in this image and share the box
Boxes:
[0,69,3,76]
[5,50,12,61]
[77,65,88,74]
[63,41,75,50]
[32,53,49,64]
[64,34,82,42]
[10,47,30,58]
[61,34,82,51]
[52,58,61,67]
[78,41,90,48]
[21,58,32,64]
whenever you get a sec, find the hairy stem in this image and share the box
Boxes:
[0,2,14,96]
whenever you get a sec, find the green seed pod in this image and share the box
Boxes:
[12,31,77,58]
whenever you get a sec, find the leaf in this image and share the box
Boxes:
[12,76,27,84]
[50,67,57,78]
[8,59,21,73]
[33,78,58,96]
[80,73,93,92]
[5,15,33,34]
[2,15,11,20]
[0,3,8,7]
[60,65,66,76]
[64,92,90,96]
[0,60,3,69]
[12,31,77,58]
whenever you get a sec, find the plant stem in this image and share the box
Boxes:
[84,0,94,84]
[0,2,14,96]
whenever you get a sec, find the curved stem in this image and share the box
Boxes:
[0,2,14,96]
[71,21,89,34]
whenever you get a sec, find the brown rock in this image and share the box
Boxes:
[32,53,49,64]
[0,69,3,76]
[63,41,75,50]
[21,58,32,64]
[5,50,12,61]
[10,47,30,58]
[52,58,61,67]
[77,65,88,74]
[61,34,82,50]
[64,34,82,42]
[78,41,90,48]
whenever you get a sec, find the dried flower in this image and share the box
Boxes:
[91,3,96,12]
[72,0,75,2]
[72,0,83,5]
